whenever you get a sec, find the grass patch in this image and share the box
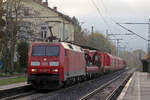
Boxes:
[0,72,20,77]
[0,73,12,77]
[0,76,27,86]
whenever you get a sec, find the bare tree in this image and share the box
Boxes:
[2,0,23,74]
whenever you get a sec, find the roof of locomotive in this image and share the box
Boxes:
[31,42,84,53]
[61,42,84,53]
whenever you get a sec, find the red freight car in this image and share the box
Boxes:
[102,53,125,72]
[102,53,113,72]
[84,49,102,78]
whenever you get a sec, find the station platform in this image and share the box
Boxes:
[117,72,150,100]
[0,82,27,91]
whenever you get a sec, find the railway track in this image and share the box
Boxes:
[0,69,132,100]
[0,85,34,100]
[80,69,134,100]
[79,75,122,100]
[1,90,36,100]
[16,69,129,100]
[105,74,132,100]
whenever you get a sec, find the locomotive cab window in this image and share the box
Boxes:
[46,46,59,56]
[32,45,59,56]
[32,46,45,56]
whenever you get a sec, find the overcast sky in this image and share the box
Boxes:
[47,0,150,52]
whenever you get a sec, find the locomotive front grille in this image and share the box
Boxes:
[28,74,62,89]
[29,74,60,82]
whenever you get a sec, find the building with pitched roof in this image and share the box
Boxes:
[2,0,76,62]
[17,0,75,42]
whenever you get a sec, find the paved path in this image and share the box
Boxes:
[0,82,27,91]
[117,72,150,100]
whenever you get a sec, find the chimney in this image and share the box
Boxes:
[43,0,48,7]
[53,7,57,11]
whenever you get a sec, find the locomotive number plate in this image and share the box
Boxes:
[42,62,48,66]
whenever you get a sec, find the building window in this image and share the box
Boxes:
[24,7,30,16]
[41,31,43,39]
[40,30,48,39]
[41,27,47,30]
[44,31,47,38]
[39,24,48,40]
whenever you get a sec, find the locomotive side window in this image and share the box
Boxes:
[65,49,67,56]
[80,48,83,51]
[32,46,59,56]
[68,44,73,49]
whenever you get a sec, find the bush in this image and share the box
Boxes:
[1,45,10,73]
[17,41,29,73]
[14,61,21,72]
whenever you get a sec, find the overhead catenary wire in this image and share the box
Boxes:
[90,0,117,39]
[96,0,121,36]
[99,2,147,42]
[91,0,148,53]
[95,0,145,48]
[90,0,124,52]
[98,0,108,17]
[90,0,110,29]
[116,23,148,41]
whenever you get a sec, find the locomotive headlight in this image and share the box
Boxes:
[49,62,59,66]
[31,68,37,72]
[31,61,40,66]
[52,69,59,73]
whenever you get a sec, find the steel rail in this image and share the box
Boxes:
[28,70,127,100]
[106,73,133,100]
[1,90,36,100]
[79,72,124,100]
[0,85,34,100]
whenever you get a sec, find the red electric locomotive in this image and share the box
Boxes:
[28,42,86,89]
